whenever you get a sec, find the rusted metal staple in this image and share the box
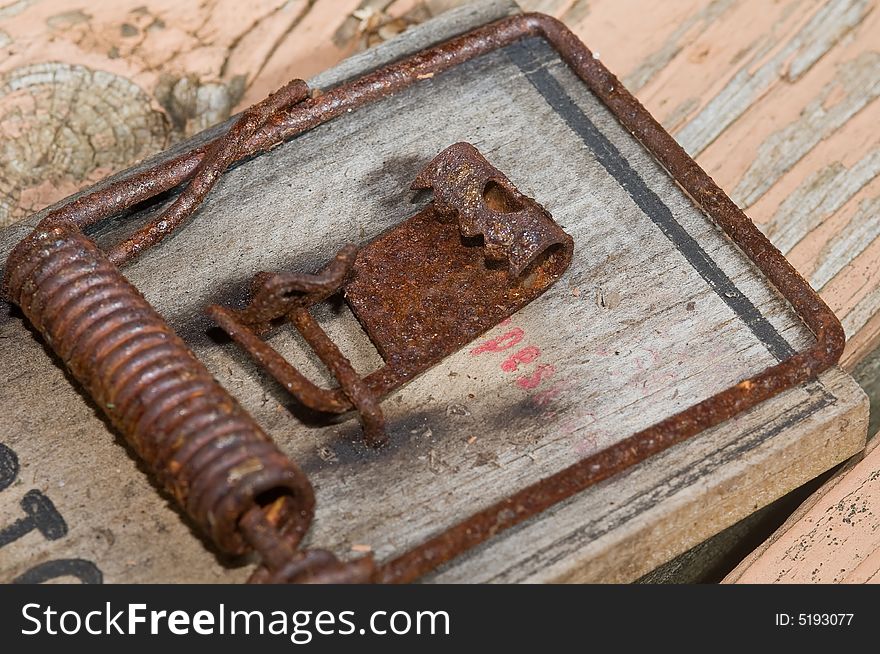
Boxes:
[2,12,844,584]
[106,78,310,267]
[208,142,573,446]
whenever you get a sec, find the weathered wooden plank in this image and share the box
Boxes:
[629,0,880,365]
[434,370,866,583]
[546,0,880,365]
[571,0,880,366]
[723,432,880,583]
[0,3,867,583]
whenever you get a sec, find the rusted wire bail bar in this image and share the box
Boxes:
[3,13,844,584]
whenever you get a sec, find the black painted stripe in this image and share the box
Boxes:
[507,41,795,362]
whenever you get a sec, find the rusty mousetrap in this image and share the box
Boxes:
[0,3,866,584]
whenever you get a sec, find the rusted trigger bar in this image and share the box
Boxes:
[206,245,387,448]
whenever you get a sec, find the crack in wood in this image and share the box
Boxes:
[249,0,319,90]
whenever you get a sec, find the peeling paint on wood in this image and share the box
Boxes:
[812,195,880,293]
[724,433,880,583]
[622,0,737,94]
[675,0,872,158]
[766,150,880,256]
[733,50,880,208]
[2,0,877,368]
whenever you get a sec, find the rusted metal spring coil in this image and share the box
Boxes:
[5,224,314,558]
[0,78,364,582]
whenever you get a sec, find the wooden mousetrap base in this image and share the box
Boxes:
[0,1,868,583]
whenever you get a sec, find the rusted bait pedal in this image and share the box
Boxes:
[207,142,573,447]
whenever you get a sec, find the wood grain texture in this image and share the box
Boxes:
[0,2,868,583]
[1,0,877,367]
[545,0,880,367]
[437,370,866,583]
[723,432,880,583]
